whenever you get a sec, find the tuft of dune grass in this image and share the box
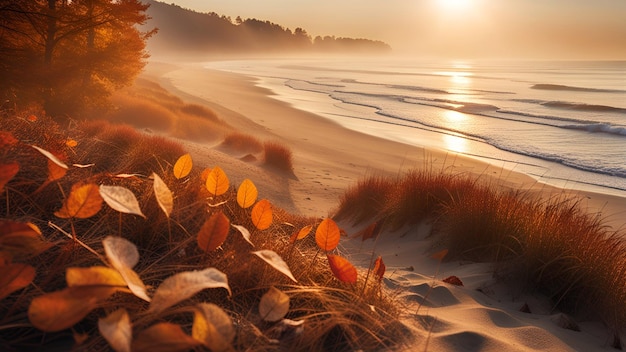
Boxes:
[0,112,409,351]
[263,140,293,172]
[221,132,264,154]
[334,170,626,334]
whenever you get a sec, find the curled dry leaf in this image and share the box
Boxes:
[0,263,36,300]
[192,303,235,352]
[197,211,230,253]
[103,236,150,302]
[173,153,193,179]
[55,183,103,219]
[0,162,20,192]
[206,166,229,196]
[289,225,312,244]
[259,286,290,322]
[251,199,273,231]
[148,268,231,314]
[373,256,386,282]
[252,250,297,283]
[236,178,258,209]
[28,286,117,332]
[66,266,126,287]
[315,218,340,252]
[152,173,173,218]
[231,224,254,246]
[99,185,146,219]
[327,254,358,284]
[98,308,132,352]
[132,323,201,352]
[442,275,464,286]
[31,145,68,170]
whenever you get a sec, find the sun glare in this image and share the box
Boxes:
[437,0,472,12]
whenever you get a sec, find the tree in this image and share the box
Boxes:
[0,0,154,119]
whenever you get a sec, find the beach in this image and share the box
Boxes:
[135,60,626,351]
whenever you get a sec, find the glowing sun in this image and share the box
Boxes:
[437,0,472,12]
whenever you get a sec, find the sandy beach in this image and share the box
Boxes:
[141,61,626,351]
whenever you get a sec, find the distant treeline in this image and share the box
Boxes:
[145,1,392,55]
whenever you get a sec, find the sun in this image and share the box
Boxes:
[437,0,472,13]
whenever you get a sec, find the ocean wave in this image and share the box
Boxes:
[531,84,626,93]
[562,123,626,136]
[541,101,626,113]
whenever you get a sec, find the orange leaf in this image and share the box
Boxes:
[289,225,312,244]
[0,263,35,300]
[0,131,18,149]
[132,323,201,352]
[55,183,103,219]
[327,254,357,284]
[373,256,386,282]
[431,249,449,261]
[26,114,37,122]
[66,266,126,287]
[205,166,229,196]
[47,159,67,182]
[355,222,382,241]
[315,218,340,252]
[200,167,212,182]
[197,211,230,253]
[251,199,272,230]
[0,162,19,192]
[28,286,117,332]
[236,179,258,209]
[173,153,193,179]
[65,138,78,148]
[0,220,50,260]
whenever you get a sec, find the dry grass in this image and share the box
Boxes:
[263,140,293,173]
[0,113,409,351]
[221,132,264,154]
[334,169,626,335]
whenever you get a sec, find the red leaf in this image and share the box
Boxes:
[327,254,357,284]
[197,211,230,252]
[442,275,464,286]
[373,256,385,282]
[315,218,340,252]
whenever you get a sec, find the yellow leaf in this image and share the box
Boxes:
[99,185,146,218]
[28,286,117,332]
[98,309,132,352]
[152,173,173,218]
[315,218,340,252]
[196,211,230,253]
[192,303,235,351]
[0,263,35,300]
[252,249,297,282]
[289,225,312,244]
[173,153,193,179]
[205,166,229,196]
[259,286,290,322]
[132,323,201,352]
[148,268,231,315]
[47,158,67,182]
[0,162,19,192]
[66,266,126,287]
[102,236,150,302]
[55,183,103,219]
[200,167,212,182]
[236,179,258,209]
[251,199,272,231]
[327,254,357,284]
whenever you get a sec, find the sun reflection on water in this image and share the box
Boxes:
[442,134,468,154]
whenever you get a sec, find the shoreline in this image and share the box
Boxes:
[144,61,626,230]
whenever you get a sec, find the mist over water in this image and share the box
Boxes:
[206,58,626,195]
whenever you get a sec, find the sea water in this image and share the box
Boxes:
[205,58,626,196]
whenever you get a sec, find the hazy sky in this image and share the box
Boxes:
[166,0,626,59]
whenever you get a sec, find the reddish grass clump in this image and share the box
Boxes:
[221,132,263,153]
[263,140,293,172]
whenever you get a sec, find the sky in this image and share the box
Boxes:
[166,0,626,59]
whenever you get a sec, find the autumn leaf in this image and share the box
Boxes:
[98,309,132,352]
[66,138,78,148]
[26,114,37,122]
[373,256,386,282]
[99,185,146,218]
[327,254,357,284]
[206,166,229,196]
[0,131,18,149]
[132,323,201,352]
[47,159,67,182]
[442,275,464,286]
[0,162,19,192]
[259,286,290,322]
[152,173,173,218]
[0,220,51,260]
[289,225,312,244]
[102,236,150,302]
[236,179,258,209]
[200,167,212,182]
[355,221,382,241]
[148,268,231,314]
[55,183,103,219]
[66,266,126,287]
[315,218,340,252]
[251,199,272,230]
[231,224,253,246]
[0,263,35,300]
[192,303,235,351]
[173,153,193,179]
[28,286,117,332]
[197,211,230,253]
[252,250,297,282]
[31,145,68,170]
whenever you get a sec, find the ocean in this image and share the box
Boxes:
[205,58,626,196]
